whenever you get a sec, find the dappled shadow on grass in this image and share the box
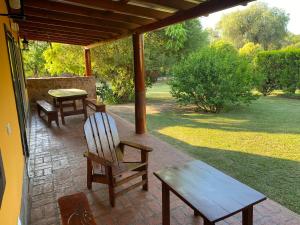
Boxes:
[145,96,300,135]
[150,129,300,214]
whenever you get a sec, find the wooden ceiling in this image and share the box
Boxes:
[16,0,253,48]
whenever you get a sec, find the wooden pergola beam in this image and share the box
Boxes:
[24,0,154,25]
[134,0,254,34]
[135,0,197,11]
[19,26,108,40]
[58,0,171,19]
[24,7,139,30]
[132,33,146,134]
[19,22,114,39]
[19,34,89,45]
[25,16,125,35]
[20,29,101,43]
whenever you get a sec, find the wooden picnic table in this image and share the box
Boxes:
[154,160,266,225]
[48,88,88,125]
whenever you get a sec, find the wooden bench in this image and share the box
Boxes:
[154,160,266,225]
[85,98,106,112]
[36,100,59,127]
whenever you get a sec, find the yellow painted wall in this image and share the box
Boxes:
[0,1,25,225]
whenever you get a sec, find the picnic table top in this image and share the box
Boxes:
[48,88,88,98]
[154,160,266,223]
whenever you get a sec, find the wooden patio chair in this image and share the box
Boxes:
[83,112,153,207]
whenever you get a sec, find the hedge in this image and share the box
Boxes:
[255,49,300,95]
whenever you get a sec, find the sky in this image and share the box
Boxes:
[201,0,300,34]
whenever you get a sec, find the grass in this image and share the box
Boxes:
[110,81,300,214]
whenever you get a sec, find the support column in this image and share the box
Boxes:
[84,48,92,76]
[132,33,146,134]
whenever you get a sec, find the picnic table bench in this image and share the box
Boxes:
[154,160,266,225]
[36,100,59,127]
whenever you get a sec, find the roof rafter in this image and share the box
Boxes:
[57,0,171,19]
[24,7,139,30]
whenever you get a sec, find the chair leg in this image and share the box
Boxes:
[87,159,93,189]
[108,183,115,207]
[106,166,115,207]
[141,152,149,191]
[55,116,59,127]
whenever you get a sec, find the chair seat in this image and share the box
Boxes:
[92,161,146,176]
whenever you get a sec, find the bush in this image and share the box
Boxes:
[170,41,256,113]
[255,49,300,95]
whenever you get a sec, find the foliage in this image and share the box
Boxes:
[22,41,49,77]
[217,2,289,50]
[170,41,256,113]
[92,38,135,103]
[239,42,263,61]
[43,43,85,76]
[254,49,300,95]
[92,19,209,103]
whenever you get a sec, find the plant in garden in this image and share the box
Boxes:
[170,41,257,113]
[254,49,300,95]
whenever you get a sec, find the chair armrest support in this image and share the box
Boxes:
[120,141,153,152]
[83,151,112,167]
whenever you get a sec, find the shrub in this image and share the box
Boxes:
[255,49,300,95]
[170,42,256,113]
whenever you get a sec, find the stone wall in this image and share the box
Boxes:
[26,77,96,104]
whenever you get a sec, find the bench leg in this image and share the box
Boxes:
[162,182,170,225]
[47,118,52,127]
[59,100,65,125]
[194,210,201,216]
[242,206,253,225]
[204,218,214,225]
[37,106,41,117]
[55,116,59,127]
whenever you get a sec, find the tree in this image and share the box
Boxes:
[217,3,289,50]
[170,41,257,113]
[22,41,49,77]
[43,43,85,76]
[239,42,263,61]
[92,19,209,103]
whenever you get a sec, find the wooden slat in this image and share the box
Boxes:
[20,35,89,46]
[135,0,254,34]
[20,28,103,41]
[25,16,124,35]
[19,22,114,39]
[20,32,99,43]
[115,180,147,197]
[115,170,146,187]
[133,0,197,10]
[24,7,139,30]
[58,0,171,19]
[24,0,154,25]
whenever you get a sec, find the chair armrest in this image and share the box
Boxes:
[120,141,153,152]
[83,151,112,167]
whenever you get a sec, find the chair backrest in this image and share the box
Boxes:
[84,112,122,164]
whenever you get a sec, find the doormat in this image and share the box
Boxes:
[58,192,96,225]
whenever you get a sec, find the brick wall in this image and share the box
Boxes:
[26,77,96,104]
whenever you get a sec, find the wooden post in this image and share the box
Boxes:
[84,48,92,76]
[132,33,146,134]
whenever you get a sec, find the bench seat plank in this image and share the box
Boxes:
[154,160,266,223]
[36,100,59,127]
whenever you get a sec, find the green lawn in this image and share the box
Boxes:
[111,81,300,214]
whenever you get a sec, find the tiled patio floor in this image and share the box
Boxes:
[28,111,300,225]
